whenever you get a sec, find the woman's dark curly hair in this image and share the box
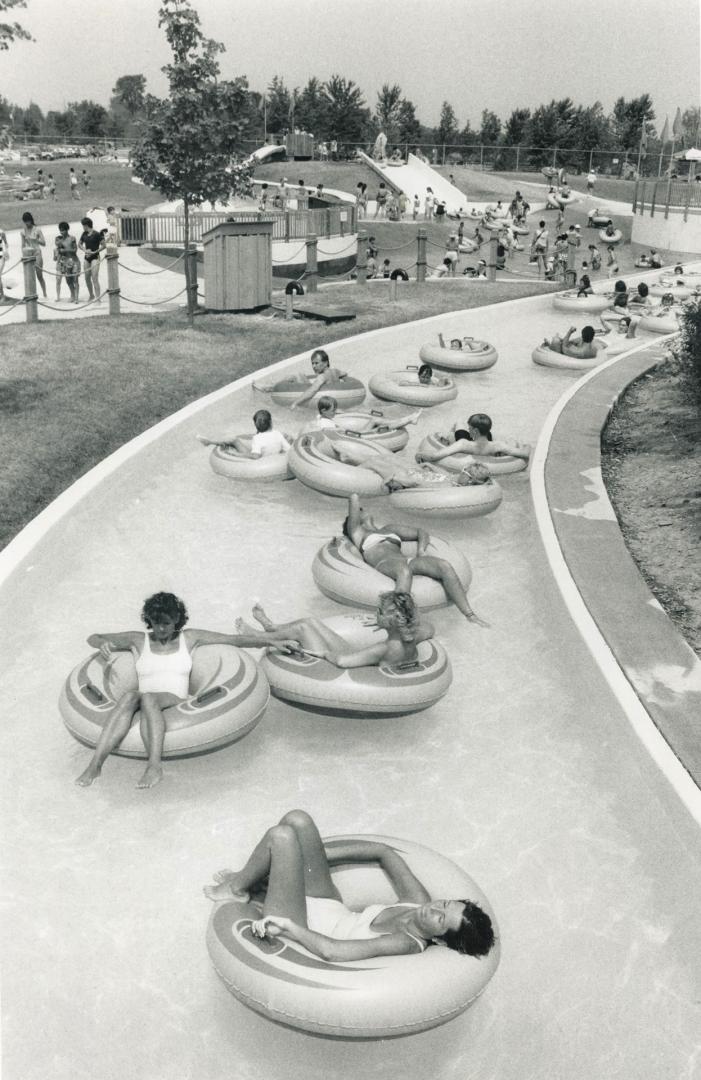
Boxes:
[141,592,188,632]
[439,900,496,957]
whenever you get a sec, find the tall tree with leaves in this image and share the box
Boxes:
[375,83,403,141]
[266,75,291,134]
[396,99,421,146]
[323,75,369,144]
[296,77,328,138]
[479,109,502,145]
[131,0,254,320]
[111,75,147,117]
[611,94,655,151]
[0,0,32,50]
[436,101,458,146]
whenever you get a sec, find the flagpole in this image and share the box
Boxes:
[636,129,644,176]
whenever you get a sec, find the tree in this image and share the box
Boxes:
[611,94,655,151]
[479,109,501,145]
[322,75,369,144]
[296,77,328,138]
[435,101,458,146]
[130,0,254,320]
[0,0,32,50]
[396,99,421,146]
[504,108,530,146]
[266,75,291,134]
[111,74,147,117]
[375,83,403,141]
[67,100,109,139]
[681,106,701,146]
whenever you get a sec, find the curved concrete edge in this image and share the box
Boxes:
[0,287,560,588]
[531,336,701,828]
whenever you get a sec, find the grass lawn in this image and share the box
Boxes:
[0,278,556,550]
[0,161,161,233]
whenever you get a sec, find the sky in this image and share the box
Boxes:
[2,0,700,133]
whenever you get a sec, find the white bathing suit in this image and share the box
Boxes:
[135,632,192,698]
[305,898,426,949]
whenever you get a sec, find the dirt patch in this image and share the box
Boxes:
[601,359,701,656]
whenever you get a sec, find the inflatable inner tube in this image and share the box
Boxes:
[511,223,529,236]
[59,645,269,758]
[480,217,507,232]
[458,239,479,253]
[531,343,603,371]
[285,281,304,296]
[332,408,412,452]
[390,268,409,281]
[418,340,497,372]
[267,375,366,409]
[416,433,527,476]
[638,312,679,334]
[312,535,472,610]
[261,614,452,716]
[288,430,387,497]
[589,213,613,228]
[369,369,458,407]
[209,442,292,482]
[649,281,696,299]
[388,476,503,518]
[552,291,611,314]
[599,228,623,246]
[206,833,500,1038]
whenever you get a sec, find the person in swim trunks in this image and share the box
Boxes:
[204,809,496,962]
[75,592,298,790]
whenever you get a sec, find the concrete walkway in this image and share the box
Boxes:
[1,280,700,1080]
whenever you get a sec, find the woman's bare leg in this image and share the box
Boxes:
[244,612,350,654]
[75,691,140,786]
[204,820,309,923]
[35,266,47,298]
[136,691,175,789]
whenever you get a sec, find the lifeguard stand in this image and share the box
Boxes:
[202,219,273,311]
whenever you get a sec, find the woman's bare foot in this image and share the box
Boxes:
[136,764,163,789]
[75,763,101,787]
[235,617,259,635]
[203,876,250,902]
[251,604,275,631]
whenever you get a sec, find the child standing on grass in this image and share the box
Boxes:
[413,194,420,220]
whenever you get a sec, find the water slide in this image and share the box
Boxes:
[358,150,469,215]
[250,143,287,163]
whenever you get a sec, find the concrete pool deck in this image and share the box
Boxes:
[1,284,700,1080]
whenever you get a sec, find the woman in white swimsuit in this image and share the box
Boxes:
[75,592,298,790]
[204,809,496,962]
[342,493,488,627]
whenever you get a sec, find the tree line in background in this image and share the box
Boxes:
[2,73,700,167]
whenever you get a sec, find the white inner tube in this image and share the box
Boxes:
[206,832,500,1038]
[552,291,611,314]
[287,430,387,497]
[59,645,270,758]
[312,535,472,610]
[209,443,292,481]
[418,340,498,372]
[261,614,453,716]
[416,433,527,475]
[531,343,603,371]
[369,369,458,407]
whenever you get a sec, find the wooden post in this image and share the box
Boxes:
[185,246,198,313]
[515,146,520,171]
[664,179,673,219]
[22,245,38,324]
[356,229,367,286]
[105,242,120,316]
[389,278,397,302]
[683,181,691,223]
[416,228,427,283]
[565,238,577,287]
[632,180,639,213]
[487,235,498,282]
[588,149,594,171]
[285,293,294,320]
[305,233,318,293]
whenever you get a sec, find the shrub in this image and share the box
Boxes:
[672,299,701,404]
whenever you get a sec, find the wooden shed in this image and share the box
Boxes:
[202,220,273,311]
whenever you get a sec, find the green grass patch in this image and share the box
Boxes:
[0,278,556,549]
